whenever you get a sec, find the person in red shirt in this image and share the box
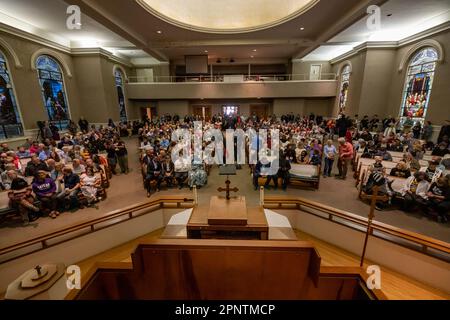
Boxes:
[336,138,354,180]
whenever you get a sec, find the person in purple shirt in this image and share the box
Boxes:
[32,170,59,218]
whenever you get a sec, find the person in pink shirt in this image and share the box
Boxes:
[336,137,354,180]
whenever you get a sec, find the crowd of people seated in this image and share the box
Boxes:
[0,119,130,225]
[351,115,450,223]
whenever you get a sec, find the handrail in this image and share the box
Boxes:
[0,195,194,264]
[128,73,337,83]
[263,196,450,260]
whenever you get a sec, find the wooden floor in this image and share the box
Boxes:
[76,228,449,300]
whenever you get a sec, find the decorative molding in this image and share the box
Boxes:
[0,22,133,68]
[330,21,450,65]
[71,48,132,68]
[0,22,71,54]
[30,48,73,78]
[398,39,445,72]
[0,36,22,68]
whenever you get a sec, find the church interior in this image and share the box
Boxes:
[0,0,449,302]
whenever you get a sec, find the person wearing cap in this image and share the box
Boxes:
[400,171,430,212]
[32,170,59,218]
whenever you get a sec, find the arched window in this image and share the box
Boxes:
[115,69,128,123]
[338,65,351,113]
[399,47,438,124]
[36,55,70,129]
[0,51,23,139]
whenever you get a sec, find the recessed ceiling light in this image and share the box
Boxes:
[156,30,162,34]
[204,50,208,53]
[253,49,257,52]
[250,55,254,58]
[300,27,305,30]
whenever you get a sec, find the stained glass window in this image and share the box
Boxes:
[36,55,70,129]
[0,51,23,139]
[399,47,438,126]
[338,65,351,113]
[115,69,128,123]
[223,105,239,116]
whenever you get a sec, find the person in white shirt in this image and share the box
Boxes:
[400,171,430,212]
[323,140,337,177]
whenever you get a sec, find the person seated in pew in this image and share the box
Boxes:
[85,158,100,173]
[16,146,30,159]
[399,171,430,212]
[145,153,163,197]
[161,155,174,188]
[375,145,393,161]
[80,168,101,207]
[0,163,17,190]
[390,161,411,178]
[363,171,391,211]
[72,158,86,175]
[297,150,309,164]
[57,136,74,149]
[308,149,322,166]
[368,156,386,175]
[58,167,82,212]
[7,170,40,225]
[32,170,59,219]
[24,155,49,177]
[174,156,189,190]
[425,176,450,223]
[425,159,443,183]
[432,142,450,157]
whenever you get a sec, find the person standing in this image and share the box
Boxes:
[336,137,354,180]
[78,117,89,133]
[116,139,129,174]
[323,140,337,177]
[105,142,118,175]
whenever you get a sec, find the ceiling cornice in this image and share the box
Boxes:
[71,48,133,67]
[0,22,71,54]
[0,22,138,68]
[330,21,450,65]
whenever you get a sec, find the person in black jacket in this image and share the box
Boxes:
[8,170,40,224]
[278,152,292,191]
[145,155,162,197]
[78,117,89,133]
[25,155,49,177]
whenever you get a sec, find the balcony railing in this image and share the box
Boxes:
[128,73,337,83]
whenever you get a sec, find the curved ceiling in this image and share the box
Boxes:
[136,0,320,33]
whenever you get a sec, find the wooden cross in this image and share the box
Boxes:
[35,265,42,276]
[217,178,239,200]
[360,186,387,267]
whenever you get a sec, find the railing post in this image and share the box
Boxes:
[193,185,198,205]
[259,186,264,207]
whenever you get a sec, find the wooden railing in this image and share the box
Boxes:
[263,196,450,262]
[0,195,194,264]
